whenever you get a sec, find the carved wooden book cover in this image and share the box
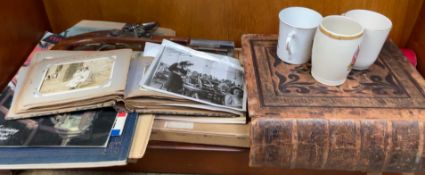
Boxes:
[242,34,425,172]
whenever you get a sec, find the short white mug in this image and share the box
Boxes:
[277,7,322,64]
[311,15,364,86]
[343,9,392,70]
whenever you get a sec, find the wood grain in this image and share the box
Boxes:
[105,141,425,174]
[407,2,425,78]
[107,141,366,175]
[42,0,423,47]
[0,0,50,90]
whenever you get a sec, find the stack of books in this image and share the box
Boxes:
[0,20,249,169]
[0,31,146,169]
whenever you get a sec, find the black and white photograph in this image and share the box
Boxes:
[142,43,246,111]
[0,100,117,147]
[38,57,114,94]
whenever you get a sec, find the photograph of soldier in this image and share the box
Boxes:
[164,61,193,93]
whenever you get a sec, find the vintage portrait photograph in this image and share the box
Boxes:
[0,107,117,147]
[143,46,245,110]
[38,57,114,94]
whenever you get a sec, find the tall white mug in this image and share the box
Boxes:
[277,7,322,64]
[311,15,364,86]
[344,10,392,70]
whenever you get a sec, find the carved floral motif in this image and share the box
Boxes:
[268,47,406,97]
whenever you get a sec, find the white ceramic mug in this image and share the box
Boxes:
[344,10,392,70]
[311,15,364,86]
[277,7,322,64]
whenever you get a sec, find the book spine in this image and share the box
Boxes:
[250,118,424,172]
[7,102,115,120]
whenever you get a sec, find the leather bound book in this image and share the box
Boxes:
[242,34,425,172]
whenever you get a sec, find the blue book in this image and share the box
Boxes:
[0,85,138,170]
[0,110,137,169]
[0,79,118,148]
[0,108,118,147]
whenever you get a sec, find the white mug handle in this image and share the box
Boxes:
[285,31,296,58]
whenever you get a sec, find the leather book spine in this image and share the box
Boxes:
[250,117,424,172]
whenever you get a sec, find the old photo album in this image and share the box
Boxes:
[0,67,117,147]
[7,49,131,119]
[7,40,247,120]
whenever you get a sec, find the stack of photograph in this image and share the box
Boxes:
[6,40,247,124]
[127,40,247,124]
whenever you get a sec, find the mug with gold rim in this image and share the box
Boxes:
[311,15,364,86]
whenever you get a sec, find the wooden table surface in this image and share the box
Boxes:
[106,141,421,175]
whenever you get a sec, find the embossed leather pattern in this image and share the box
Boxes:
[242,34,425,172]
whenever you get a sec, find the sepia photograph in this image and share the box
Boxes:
[38,57,114,94]
[143,46,245,110]
[0,107,117,147]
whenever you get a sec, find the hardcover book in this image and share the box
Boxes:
[0,110,137,169]
[150,119,249,147]
[1,79,116,147]
[0,69,149,167]
[127,114,154,161]
[0,107,116,147]
[242,34,425,172]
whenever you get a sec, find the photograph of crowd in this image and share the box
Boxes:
[144,46,245,110]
